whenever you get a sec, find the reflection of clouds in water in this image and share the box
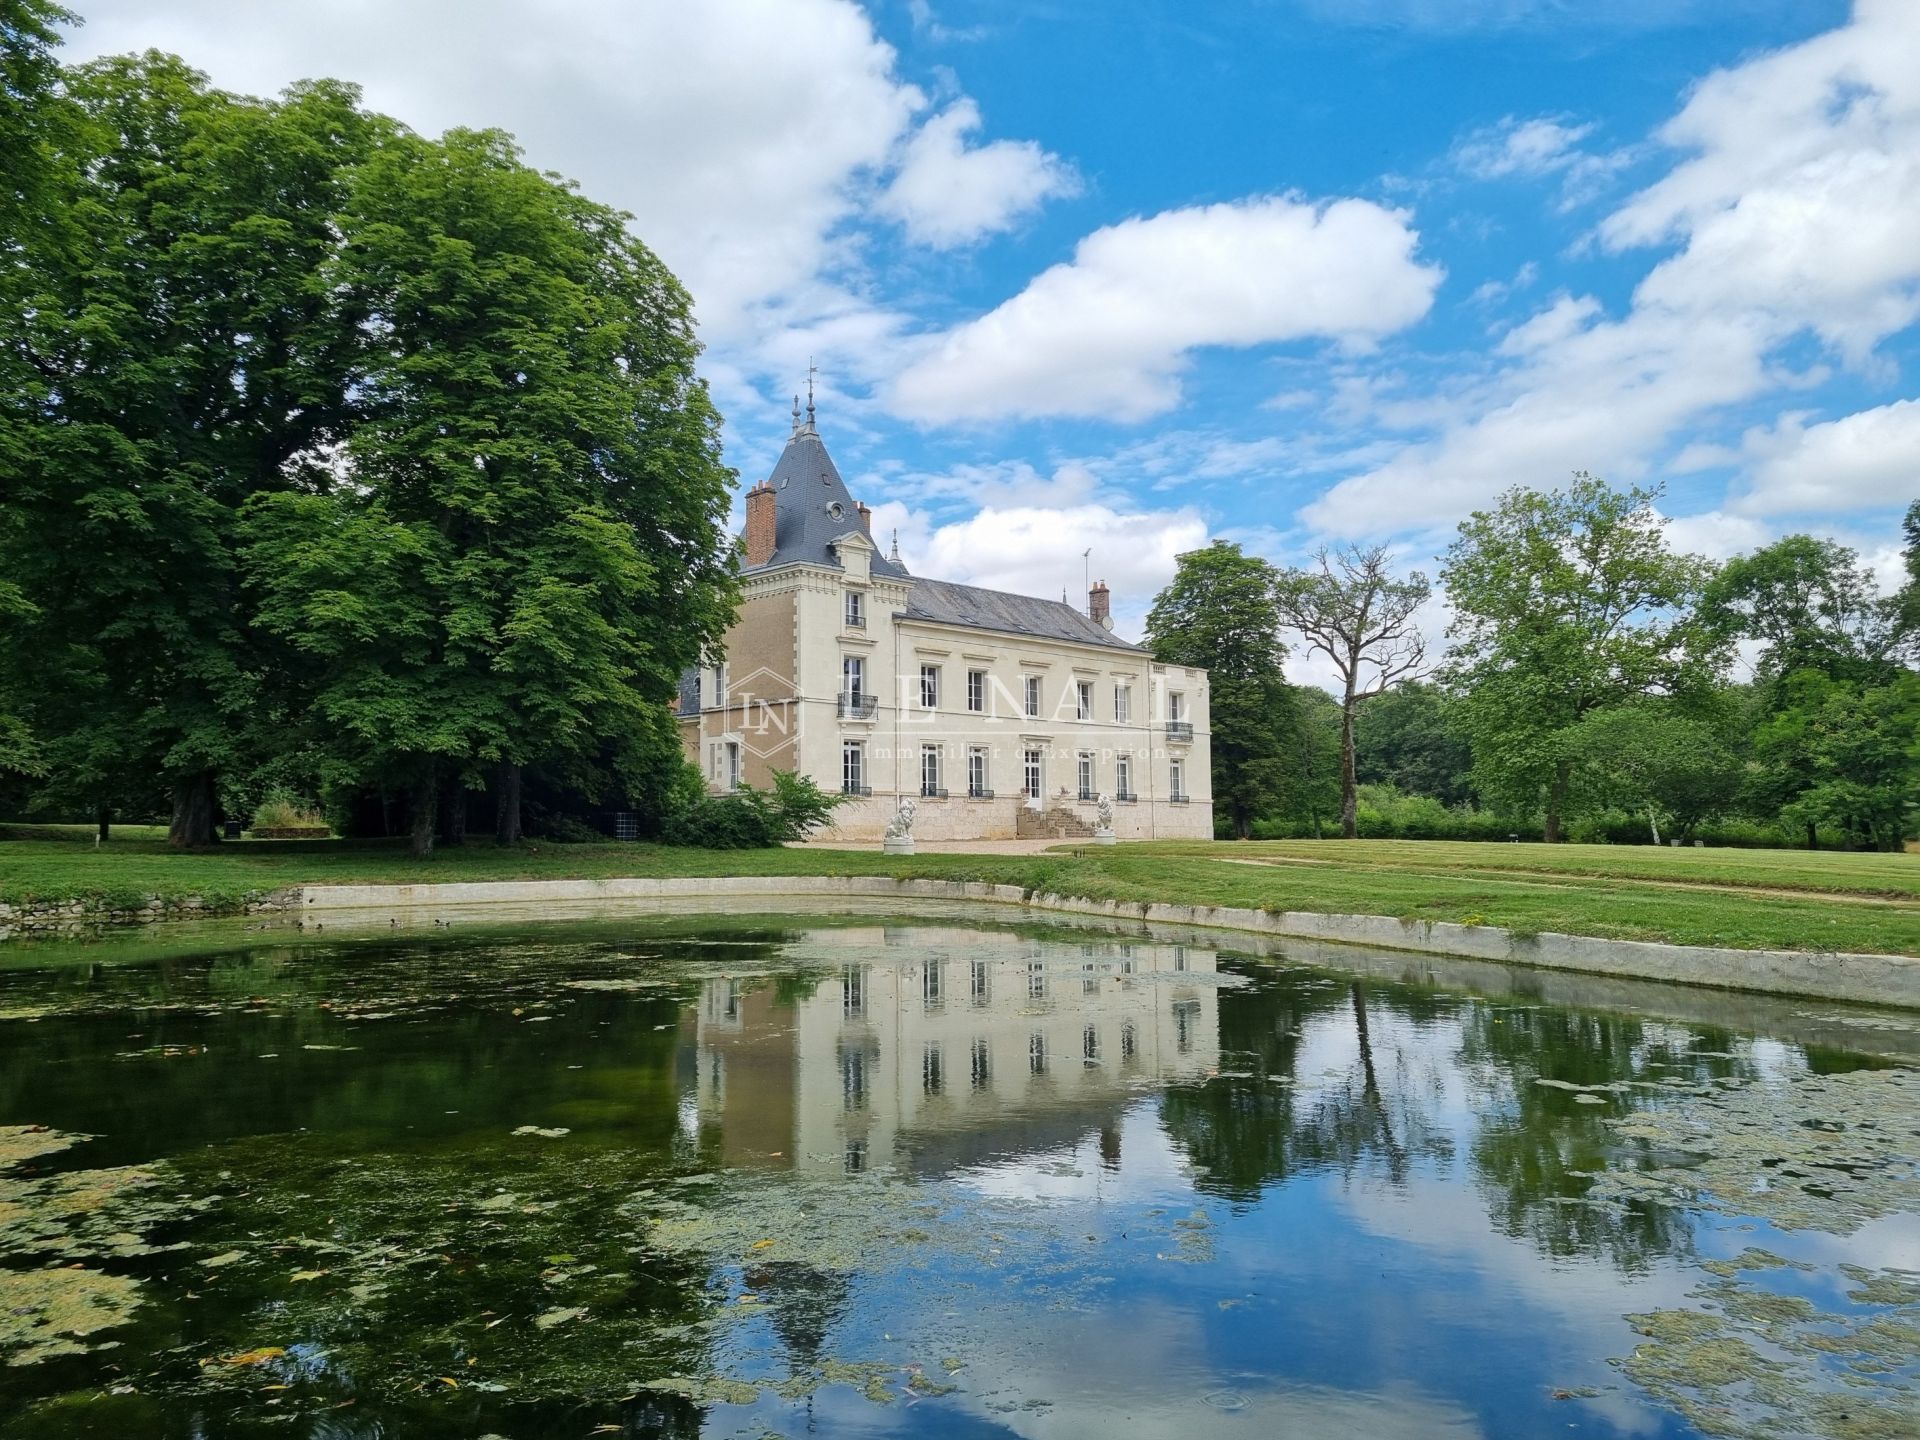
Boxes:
[922,1289,1488,1440]
[1342,1177,1692,1437]
[959,1099,1195,1204]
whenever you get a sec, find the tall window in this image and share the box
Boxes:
[842,655,865,701]
[923,1044,945,1096]
[920,744,942,797]
[1121,1021,1137,1062]
[969,959,990,1004]
[967,746,988,797]
[1169,757,1185,799]
[919,663,939,709]
[1084,1024,1100,1062]
[1076,753,1094,800]
[1023,675,1042,718]
[842,965,865,1017]
[923,962,944,1007]
[966,669,986,712]
[1169,691,1186,722]
[1116,755,1132,798]
[725,741,742,791]
[1114,683,1131,723]
[1023,748,1042,800]
[843,741,865,794]
[1029,1032,1048,1076]
[844,590,864,628]
[1076,680,1093,720]
[970,1038,991,1088]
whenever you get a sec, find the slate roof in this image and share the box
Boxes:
[729,419,1141,664]
[750,423,909,579]
[901,577,1143,653]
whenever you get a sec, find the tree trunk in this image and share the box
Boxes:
[1805,821,1817,851]
[168,772,218,848]
[444,781,467,846]
[1544,760,1572,844]
[409,766,437,858]
[495,761,523,846]
[96,803,111,844]
[1338,692,1359,840]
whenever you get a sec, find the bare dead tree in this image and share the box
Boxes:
[1273,545,1432,839]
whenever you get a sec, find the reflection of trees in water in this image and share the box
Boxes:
[1459,1006,1758,1273]
[746,1260,854,1367]
[1157,974,1453,1202]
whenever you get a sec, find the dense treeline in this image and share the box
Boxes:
[1158,483,1920,850]
[0,5,739,852]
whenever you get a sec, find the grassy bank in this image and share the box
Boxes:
[2,826,1916,956]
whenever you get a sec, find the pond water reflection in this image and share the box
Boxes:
[0,911,1914,1439]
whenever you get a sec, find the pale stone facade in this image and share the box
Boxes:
[678,412,1213,841]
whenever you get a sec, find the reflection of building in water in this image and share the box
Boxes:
[683,925,1220,1177]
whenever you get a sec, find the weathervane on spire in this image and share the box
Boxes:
[889,528,901,565]
[806,356,818,427]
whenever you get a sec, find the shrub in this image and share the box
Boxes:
[657,770,849,850]
[250,786,327,832]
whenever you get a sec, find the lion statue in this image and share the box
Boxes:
[884,799,917,841]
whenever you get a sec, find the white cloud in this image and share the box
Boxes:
[1454,116,1595,179]
[1307,1,1920,538]
[62,0,1065,382]
[877,98,1078,248]
[915,503,1209,636]
[888,195,1442,423]
[1495,294,1602,355]
[1734,398,1920,514]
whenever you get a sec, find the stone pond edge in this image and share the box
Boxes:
[3,874,1912,1010]
[293,875,1920,1011]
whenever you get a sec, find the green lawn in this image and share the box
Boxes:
[2,826,1916,957]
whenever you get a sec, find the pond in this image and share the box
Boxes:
[1,906,1916,1439]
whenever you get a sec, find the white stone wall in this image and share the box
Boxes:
[701,559,1215,841]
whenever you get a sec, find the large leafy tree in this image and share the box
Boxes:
[0,0,73,790]
[1754,670,1919,852]
[1440,475,1724,842]
[1353,681,1474,808]
[2,54,380,841]
[1705,533,1910,848]
[1273,544,1430,838]
[1702,534,1896,682]
[1566,699,1741,842]
[1145,541,1291,840]
[244,128,736,854]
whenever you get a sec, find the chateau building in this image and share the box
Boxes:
[677,403,1213,841]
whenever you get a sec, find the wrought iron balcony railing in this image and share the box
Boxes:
[1163,720,1193,742]
[838,693,878,719]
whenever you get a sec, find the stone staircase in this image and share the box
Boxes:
[1016,804,1098,840]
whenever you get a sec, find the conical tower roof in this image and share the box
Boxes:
[749,414,907,578]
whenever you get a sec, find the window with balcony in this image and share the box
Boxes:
[920,744,943,798]
[966,668,986,712]
[1076,753,1094,801]
[1116,755,1133,800]
[967,746,989,798]
[844,589,864,628]
[842,741,867,795]
[1169,757,1186,802]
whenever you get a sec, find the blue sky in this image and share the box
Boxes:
[64,1,1920,664]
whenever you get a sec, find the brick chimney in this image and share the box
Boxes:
[1088,579,1111,627]
[855,501,871,535]
[744,480,777,567]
